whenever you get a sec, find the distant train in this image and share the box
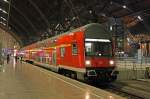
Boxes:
[20,23,118,83]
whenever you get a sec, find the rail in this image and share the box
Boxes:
[106,84,149,99]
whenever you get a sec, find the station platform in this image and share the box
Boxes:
[0,58,123,99]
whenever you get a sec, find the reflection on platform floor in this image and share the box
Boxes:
[0,59,123,99]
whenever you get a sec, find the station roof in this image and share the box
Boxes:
[0,0,150,46]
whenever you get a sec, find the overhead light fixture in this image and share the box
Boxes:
[122,5,127,9]
[110,26,113,31]
[0,17,7,21]
[3,0,9,3]
[137,16,143,21]
[0,21,6,26]
[72,17,76,20]
[2,10,8,14]
[89,10,92,14]
[0,8,8,14]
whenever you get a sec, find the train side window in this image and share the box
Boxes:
[60,47,65,57]
[72,43,78,55]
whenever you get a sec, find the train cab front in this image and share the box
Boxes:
[84,38,119,83]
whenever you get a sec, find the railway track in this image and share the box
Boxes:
[105,84,145,99]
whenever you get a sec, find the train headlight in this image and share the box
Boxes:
[85,60,91,66]
[109,60,114,65]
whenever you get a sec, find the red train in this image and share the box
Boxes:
[20,23,118,83]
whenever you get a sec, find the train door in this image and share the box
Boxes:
[52,50,57,65]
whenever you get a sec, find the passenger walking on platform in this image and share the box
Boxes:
[7,54,10,64]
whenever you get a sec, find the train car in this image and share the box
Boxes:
[21,23,118,83]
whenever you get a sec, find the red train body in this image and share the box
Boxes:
[21,23,118,83]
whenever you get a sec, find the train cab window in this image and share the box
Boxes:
[72,43,78,55]
[60,47,65,57]
[85,42,112,57]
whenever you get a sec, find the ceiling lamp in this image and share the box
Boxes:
[122,5,127,9]
[89,10,92,14]
[0,21,6,26]
[0,17,7,21]
[3,0,9,3]
[0,8,8,14]
[137,16,143,21]
[110,26,113,31]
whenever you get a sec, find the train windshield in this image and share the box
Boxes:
[85,40,112,57]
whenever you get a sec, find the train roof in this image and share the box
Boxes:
[22,23,112,49]
[84,23,112,39]
[41,23,112,41]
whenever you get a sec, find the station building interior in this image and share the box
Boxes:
[0,0,150,99]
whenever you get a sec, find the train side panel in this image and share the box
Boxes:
[56,31,85,69]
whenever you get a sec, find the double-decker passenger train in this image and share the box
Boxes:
[20,23,118,83]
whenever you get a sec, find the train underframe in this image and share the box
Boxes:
[85,67,118,83]
[58,66,118,83]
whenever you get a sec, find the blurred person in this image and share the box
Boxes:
[7,54,10,64]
